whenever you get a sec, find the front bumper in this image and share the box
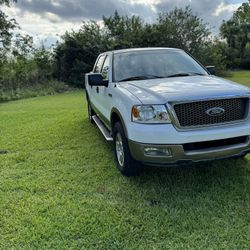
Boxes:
[128,136,250,166]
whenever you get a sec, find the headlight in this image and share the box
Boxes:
[131,105,171,123]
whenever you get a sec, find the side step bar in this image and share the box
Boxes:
[92,115,113,141]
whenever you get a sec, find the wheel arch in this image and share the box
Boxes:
[110,108,128,138]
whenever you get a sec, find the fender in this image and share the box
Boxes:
[110,107,128,138]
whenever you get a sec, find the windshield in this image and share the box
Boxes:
[113,50,208,82]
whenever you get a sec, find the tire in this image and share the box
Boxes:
[112,122,143,177]
[87,99,95,124]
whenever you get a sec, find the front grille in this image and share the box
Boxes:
[173,98,249,128]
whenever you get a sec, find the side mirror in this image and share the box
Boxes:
[206,66,216,75]
[87,73,108,87]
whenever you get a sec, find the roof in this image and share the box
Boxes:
[106,47,182,54]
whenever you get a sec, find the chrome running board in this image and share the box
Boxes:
[92,115,113,141]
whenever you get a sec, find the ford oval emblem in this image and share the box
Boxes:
[206,107,225,116]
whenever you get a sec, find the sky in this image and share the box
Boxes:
[2,0,248,47]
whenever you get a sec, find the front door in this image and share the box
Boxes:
[87,54,105,113]
[98,54,112,125]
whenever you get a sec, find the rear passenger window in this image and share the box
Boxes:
[93,55,105,73]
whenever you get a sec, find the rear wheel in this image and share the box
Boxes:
[112,122,142,177]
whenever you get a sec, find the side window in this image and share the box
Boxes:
[101,56,109,80]
[93,55,105,73]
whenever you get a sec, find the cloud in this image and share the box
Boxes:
[3,0,245,47]
[15,0,156,22]
[2,4,82,48]
[14,0,243,33]
[213,2,241,17]
[154,0,242,33]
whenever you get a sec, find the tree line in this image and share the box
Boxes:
[0,0,250,101]
[54,1,250,86]
[0,0,65,101]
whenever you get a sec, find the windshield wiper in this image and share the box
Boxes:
[166,72,205,78]
[119,74,164,82]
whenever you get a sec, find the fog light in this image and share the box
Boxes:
[144,147,172,157]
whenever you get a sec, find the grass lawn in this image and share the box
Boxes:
[0,75,250,249]
[226,70,250,87]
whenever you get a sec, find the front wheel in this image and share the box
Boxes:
[112,122,143,177]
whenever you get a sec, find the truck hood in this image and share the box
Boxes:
[119,75,250,104]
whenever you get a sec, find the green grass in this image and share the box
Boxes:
[0,81,74,103]
[225,70,250,87]
[0,80,250,249]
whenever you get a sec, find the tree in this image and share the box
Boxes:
[0,0,18,49]
[54,8,225,87]
[103,10,145,48]
[103,8,211,61]
[155,7,211,61]
[54,21,112,86]
[220,0,250,68]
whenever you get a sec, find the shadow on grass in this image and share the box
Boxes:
[79,117,249,207]
[81,116,249,182]
[121,157,250,210]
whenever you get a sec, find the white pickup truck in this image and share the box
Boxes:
[85,48,250,176]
